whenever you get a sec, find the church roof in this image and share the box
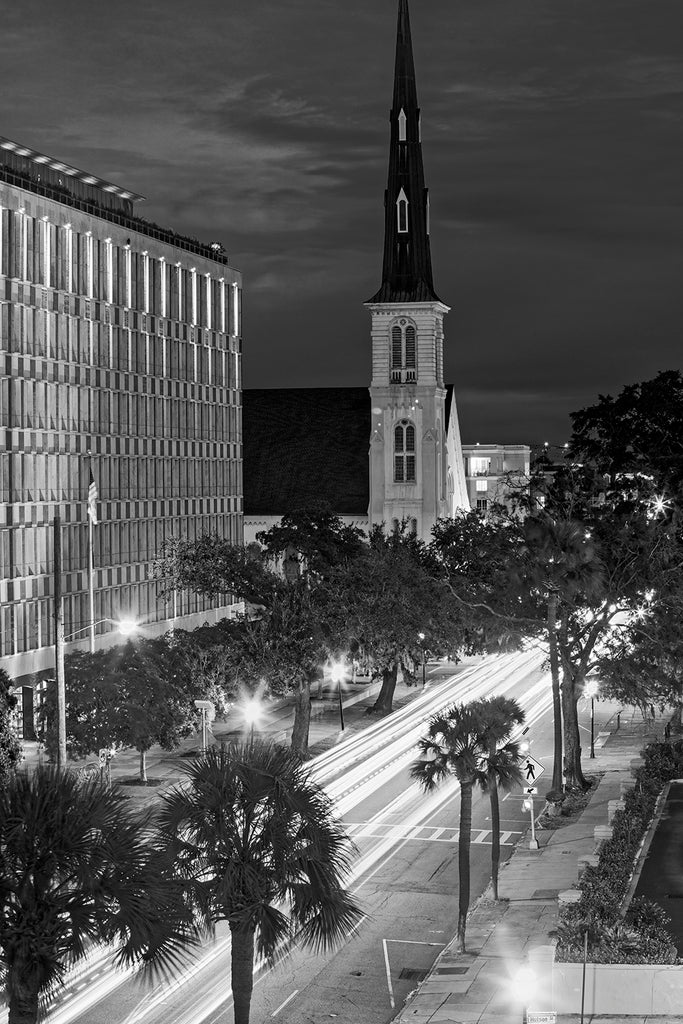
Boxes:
[367,0,440,305]
[242,388,371,516]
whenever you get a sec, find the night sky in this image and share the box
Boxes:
[3,0,682,444]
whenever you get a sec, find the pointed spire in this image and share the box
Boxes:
[368,0,440,304]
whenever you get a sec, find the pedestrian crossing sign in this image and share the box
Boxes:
[521,754,545,785]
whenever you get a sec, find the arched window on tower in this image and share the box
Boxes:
[396,188,408,233]
[390,320,417,382]
[394,420,416,483]
[398,108,407,141]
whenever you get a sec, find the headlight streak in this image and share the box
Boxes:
[27,652,546,1024]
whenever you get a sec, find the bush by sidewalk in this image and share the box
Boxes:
[556,739,683,965]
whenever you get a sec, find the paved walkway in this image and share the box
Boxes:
[392,703,677,1023]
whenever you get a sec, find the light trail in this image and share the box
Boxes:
[22,651,547,1024]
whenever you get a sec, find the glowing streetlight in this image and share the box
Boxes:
[584,678,599,759]
[418,632,427,688]
[330,661,345,731]
[117,617,140,637]
[243,697,262,740]
[510,965,537,1024]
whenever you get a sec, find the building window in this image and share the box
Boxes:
[476,498,488,512]
[469,456,490,477]
[42,217,50,287]
[205,274,212,329]
[398,108,407,141]
[104,238,113,304]
[125,247,132,308]
[391,320,417,381]
[475,479,487,492]
[394,419,416,483]
[160,258,167,318]
[220,279,226,333]
[142,252,150,313]
[396,188,408,233]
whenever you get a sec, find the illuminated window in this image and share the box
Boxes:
[86,233,93,298]
[394,420,416,483]
[190,269,197,325]
[205,274,212,329]
[42,217,50,287]
[160,258,167,317]
[469,457,490,477]
[220,279,226,333]
[396,188,408,233]
[176,263,182,320]
[232,283,240,336]
[125,247,132,308]
[65,225,73,292]
[142,252,150,313]
[104,238,113,303]
[475,479,487,492]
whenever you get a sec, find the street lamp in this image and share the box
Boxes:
[510,965,537,1024]
[418,632,426,688]
[194,699,215,754]
[243,697,262,740]
[330,662,345,731]
[584,679,599,759]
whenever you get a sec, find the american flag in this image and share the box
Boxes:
[87,469,98,525]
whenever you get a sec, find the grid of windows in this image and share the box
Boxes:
[0,185,243,677]
[394,419,416,483]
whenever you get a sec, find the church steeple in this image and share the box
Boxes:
[368,0,439,304]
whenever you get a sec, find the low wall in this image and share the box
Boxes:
[553,961,683,1016]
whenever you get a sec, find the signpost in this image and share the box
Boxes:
[521,754,545,852]
[527,1012,557,1024]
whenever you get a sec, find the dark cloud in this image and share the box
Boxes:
[2,0,681,444]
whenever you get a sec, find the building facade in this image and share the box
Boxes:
[462,443,530,512]
[0,137,243,695]
[243,0,469,545]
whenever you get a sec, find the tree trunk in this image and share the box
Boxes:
[139,748,147,784]
[229,922,256,1024]
[370,663,397,715]
[488,774,501,901]
[8,969,39,1024]
[561,673,587,790]
[290,677,311,760]
[547,593,564,798]
[457,779,473,952]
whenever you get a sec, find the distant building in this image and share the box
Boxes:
[244,0,470,543]
[461,443,531,512]
[0,137,243,710]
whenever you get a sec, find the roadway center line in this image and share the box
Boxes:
[271,990,298,1017]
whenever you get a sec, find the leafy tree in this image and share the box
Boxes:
[0,765,203,1024]
[322,525,463,715]
[410,702,490,952]
[159,741,363,1024]
[0,667,22,783]
[476,696,526,900]
[39,638,203,782]
[569,369,683,499]
[256,503,366,579]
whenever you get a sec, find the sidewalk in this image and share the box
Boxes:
[392,703,677,1024]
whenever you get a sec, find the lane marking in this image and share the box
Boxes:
[382,939,395,1009]
[271,990,298,1017]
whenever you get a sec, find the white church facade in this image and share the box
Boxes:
[243,0,470,545]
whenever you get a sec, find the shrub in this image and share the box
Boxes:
[556,741,681,964]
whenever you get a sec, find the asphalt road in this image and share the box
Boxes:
[44,651,554,1024]
[632,780,683,956]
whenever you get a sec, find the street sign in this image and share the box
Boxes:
[527,1012,556,1024]
[521,753,545,786]
[524,787,538,795]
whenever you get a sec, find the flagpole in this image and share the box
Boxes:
[89,510,95,654]
[87,453,96,655]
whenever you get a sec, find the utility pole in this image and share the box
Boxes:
[54,515,67,768]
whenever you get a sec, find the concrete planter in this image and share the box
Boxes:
[553,961,683,1016]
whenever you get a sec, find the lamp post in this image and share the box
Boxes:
[331,662,345,732]
[511,965,536,1024]
[584,679,599,759]
[194,699,215,754]
[418,632,426,688]
[243,698,262,740]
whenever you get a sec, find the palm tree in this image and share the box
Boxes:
[411,702,490,953]
[0,766,202,1024]
[476,696,525,900]
[159,740,363,1024]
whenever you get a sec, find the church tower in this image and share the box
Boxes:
[366,0,467,540]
